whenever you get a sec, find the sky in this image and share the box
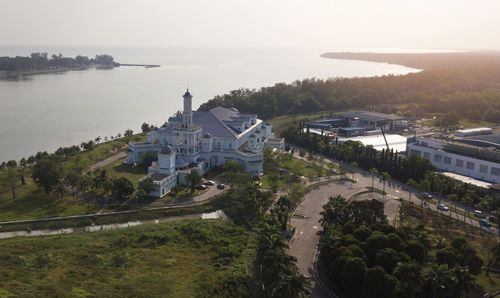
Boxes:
[2,0,500,51]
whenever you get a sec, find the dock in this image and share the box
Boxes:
[117,63,160,68]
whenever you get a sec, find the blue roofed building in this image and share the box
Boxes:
[126,89,283,197]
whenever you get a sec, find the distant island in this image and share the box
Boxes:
[0,53,118,79]
[320,51,500,70]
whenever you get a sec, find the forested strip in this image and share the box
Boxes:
[0,53,116,71]
[198,63,500,121]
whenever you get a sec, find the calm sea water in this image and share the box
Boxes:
[0,46,418,162]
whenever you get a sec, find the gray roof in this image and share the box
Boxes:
[160,145,173,154]
[338,111,405,122]
[169,107,258,139]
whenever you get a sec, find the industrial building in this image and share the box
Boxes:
[337,111,408,132]
[336,134,408,152]
[454,127,492,137]
[407,133,500,184]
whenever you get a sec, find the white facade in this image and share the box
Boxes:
[127,89,282,197]
[407,136,500,184]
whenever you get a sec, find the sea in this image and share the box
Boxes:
[0,46,419,162]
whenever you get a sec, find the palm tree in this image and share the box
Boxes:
[393,261,423,297]
[487,239,500,276]
[369,168,378,191]
[339,168,347,180]
[350,161,358,180]
[463,194,473,223]
[274,195,293,231]
[379,172,391,195]
[407,178,417,206]
[186,169,201,192]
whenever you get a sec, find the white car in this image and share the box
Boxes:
[437,204,449,211]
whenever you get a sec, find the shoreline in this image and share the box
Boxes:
[0,65,115,79]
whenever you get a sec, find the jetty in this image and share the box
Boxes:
[117,63,160,68]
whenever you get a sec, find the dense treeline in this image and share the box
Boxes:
[0,52,116,71]
[283,124,435,182]
[198,63,500,121]
[282,124,499,211]
[211,161,309,297]
[319,196,485,298]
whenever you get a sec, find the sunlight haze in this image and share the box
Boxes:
[2,0,500,50]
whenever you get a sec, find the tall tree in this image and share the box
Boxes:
[32,159,64,195]
[186,169,202,192]
[379,172,391,195]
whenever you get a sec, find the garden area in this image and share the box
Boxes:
[261,148,334,190]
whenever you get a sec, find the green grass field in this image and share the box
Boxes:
[102,157,148,188]
[0,220,258,297]
[0,177,99,222]
[458,119,498,128]
[270,109,354,136]
[261,155,330,189]
[0,135,148,222]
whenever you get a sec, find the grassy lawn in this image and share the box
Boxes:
[262,154,331,189]
[102,157,148,188]
[0,177,99,222]
[459,119,498,128]
[401,204,500,293]
[0,220,258,297]
[269,108,357,136]
[0,136,147,222]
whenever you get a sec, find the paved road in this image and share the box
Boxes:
[288,180,366,298]
[290,145,499,235]
[286,145,498,297]
[89,151,127,171]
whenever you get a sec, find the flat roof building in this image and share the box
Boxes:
[338,111,408,131]
[407,133,500,184]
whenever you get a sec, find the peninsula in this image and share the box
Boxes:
[0,53,118,78]
[321,51,500,69]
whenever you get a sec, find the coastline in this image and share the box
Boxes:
[320,51,500,70]
[0,65,115,80]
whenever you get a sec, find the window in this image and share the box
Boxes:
[480,164,488,173]
[443,157,451,165]
[423,152,430,159]
[410,149,421,156]
[434,154,442,163]
[456,159,464,168]
[421,141,428,147]
[466,162,475,170]
[492,167,500,176]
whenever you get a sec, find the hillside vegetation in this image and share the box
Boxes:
[198,54,500,123]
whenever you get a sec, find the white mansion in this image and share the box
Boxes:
[126,89,284,197]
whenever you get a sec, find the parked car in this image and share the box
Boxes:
[254,181,262,186]
[437,204,449,211]
[474,210,485,218]
[479,219,492,228]
[204,180,215,186]
[217,184,225,190]
[196,185,207,190]
[422,192,432,199]
[489,215,497,223]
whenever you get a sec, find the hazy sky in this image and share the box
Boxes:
[2,0,500,50]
